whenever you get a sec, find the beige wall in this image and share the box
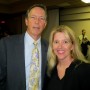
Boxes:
[60,6,90,39]
[60,6,90,61]
[42,9,59,41]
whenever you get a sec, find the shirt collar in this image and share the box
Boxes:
[25,32,41,45]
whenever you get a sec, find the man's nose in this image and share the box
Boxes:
[35,18,39,24]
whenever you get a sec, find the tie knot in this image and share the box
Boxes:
[33,41,38,47]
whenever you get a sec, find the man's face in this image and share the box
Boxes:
[25,7,47,40]
[82,30,86,35]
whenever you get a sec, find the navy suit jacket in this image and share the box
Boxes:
[0,33,48,90]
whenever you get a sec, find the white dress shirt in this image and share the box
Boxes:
[24,32,42,90]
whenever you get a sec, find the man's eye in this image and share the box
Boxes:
[40,17,45,20]
[31,16,35,19]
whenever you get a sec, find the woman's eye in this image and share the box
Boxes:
[63,40,70,44]
[54,41,58,44]
[64,41,68,43]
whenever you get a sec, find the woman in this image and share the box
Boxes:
[45,25,90,90]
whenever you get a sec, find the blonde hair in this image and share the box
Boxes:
[47,25,88,76]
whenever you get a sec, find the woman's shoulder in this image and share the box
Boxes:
[74,60,90,74]
[74,60,90,68]
[74,60,90,88]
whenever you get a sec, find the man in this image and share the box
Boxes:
[78,29,90,58]
[0,4,48,90]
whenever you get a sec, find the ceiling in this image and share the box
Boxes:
[0,0,18,4]
[0,0,90,13]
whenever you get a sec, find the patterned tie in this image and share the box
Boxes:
[29,41,40,90]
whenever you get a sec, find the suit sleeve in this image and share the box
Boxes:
[0,38,7,90]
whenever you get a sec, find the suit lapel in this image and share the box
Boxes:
[41,39,48,88]
[15,33,26,88]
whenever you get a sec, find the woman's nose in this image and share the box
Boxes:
[58,42,63,48]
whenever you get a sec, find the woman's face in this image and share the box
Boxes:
[52,32,73,61]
